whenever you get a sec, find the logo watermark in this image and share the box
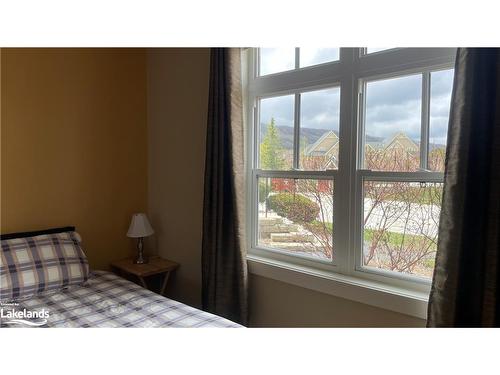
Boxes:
[0,301,50,327]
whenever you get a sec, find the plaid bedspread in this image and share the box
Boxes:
[0,271,241,328]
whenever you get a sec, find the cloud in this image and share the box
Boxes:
[429,70,454,145]
[260,94,294,127]
[365,75,422,141]
[431,69,454,96]
[301,87,340,130]
[300,48,339,67]
[366,74,421,105]
[260,48,295,76]
[366,100,422,140]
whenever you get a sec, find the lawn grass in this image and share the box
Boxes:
[364,228,437,250]
[305,221,437,251]
[365,185,443,205]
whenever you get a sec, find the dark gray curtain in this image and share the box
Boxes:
[427,48,500,327]
[202,48,248,325]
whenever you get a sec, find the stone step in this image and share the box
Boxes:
[258,217,284,226]
[265,242,314,252]
[259,224,301,239]
[270,232,315,243]
[259,223,299,234]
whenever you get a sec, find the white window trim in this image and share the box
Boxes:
[244,48,456,319]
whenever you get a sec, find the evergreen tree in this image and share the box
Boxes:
[260,118,285,170]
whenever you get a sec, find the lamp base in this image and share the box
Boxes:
[133,237,148,264]
[134,257,149,264]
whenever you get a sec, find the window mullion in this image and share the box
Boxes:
[293,93,300,169]
[255,169,337,179]
[420,71,431,170]
[253,103,259,169]
[358,170,444,183]
[255,48,260,78]
[357,87,366,170]
[335,48,357,275]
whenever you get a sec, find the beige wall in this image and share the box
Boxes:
[1,48,148,270]
[147,48,210,308]
[249,275,425,327]
[146,48,425,326]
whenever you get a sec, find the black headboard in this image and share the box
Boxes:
[0,226,76,240]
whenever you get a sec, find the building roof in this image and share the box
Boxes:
[305,131,421,157]
[384,132,419,152]
[305,131,339,156]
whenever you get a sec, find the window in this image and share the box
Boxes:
[258,47,339,76]
[258,177,334,260]
[259,48,295,76]
[365,47,396,54]
[300,87,341,170]
[247,48,456,292]
[429,69,454,172]
[363,74,423,172]
[259,94,294,170]
[300,48,340,68]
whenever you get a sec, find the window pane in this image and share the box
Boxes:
[364,74,422,171]
[299,87,341,170]
[299,48,339,68]
[259,48,295,76]
[258,177,334,260]
[363,181,443,278]
[429,69,454,172]
[366,47,396,54]
[259,95,294,170]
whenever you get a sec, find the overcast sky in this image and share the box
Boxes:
[259,48,454,146]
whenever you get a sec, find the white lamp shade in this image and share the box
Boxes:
[127,213,154,238]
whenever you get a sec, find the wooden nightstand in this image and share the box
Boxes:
[110,256,179,296]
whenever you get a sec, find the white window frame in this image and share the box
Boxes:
[244,48,456,318]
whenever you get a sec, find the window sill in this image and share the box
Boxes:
[247,254,429,320]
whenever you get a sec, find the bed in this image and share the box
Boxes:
[0,270,240,328]
[0,227,241,328]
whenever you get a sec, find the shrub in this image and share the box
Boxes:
[268,193,320,224]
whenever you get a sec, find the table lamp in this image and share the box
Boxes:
[127,213,154,264]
